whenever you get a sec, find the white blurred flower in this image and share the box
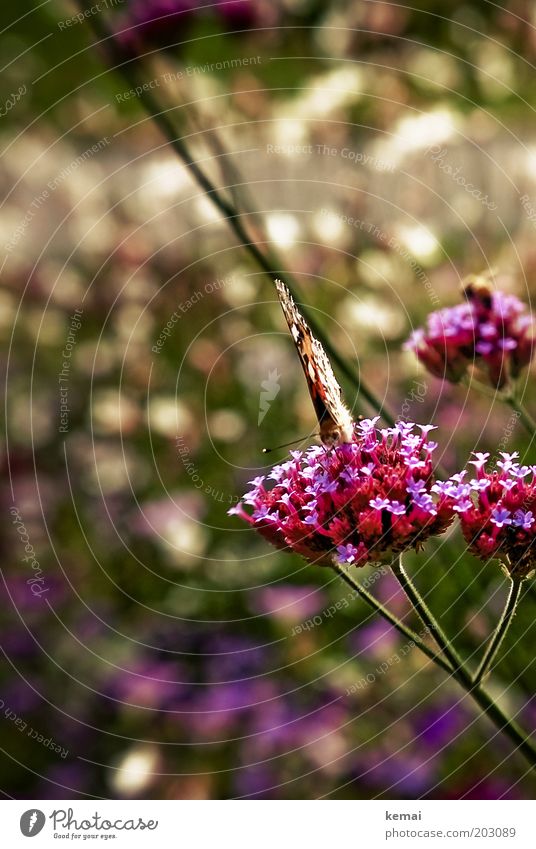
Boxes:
[291,67,363,117]
[340,296,406,339]
[143,157,190,198]
[266,212,301,248]
[375,108,458,165]
[148,397,193,438]
[111,745,160,798]
[135,493,207,568]
[209,409,246,442]
[312,209,346,244]
[85,443,151,494]
[221,270,256,306]
[91,390,140,435]
[396,225,441,264]
[357,250,397,288]
[525,147,536,180]
[272,117,308,149]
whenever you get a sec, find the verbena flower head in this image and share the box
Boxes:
[438,451,536,577]
[404,279,534,389]
[230,419,455,568]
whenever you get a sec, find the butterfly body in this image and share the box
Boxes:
[274,279,354,446]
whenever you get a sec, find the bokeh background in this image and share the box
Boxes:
[2,0,536,799]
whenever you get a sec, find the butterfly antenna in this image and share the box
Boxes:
[262,434,318,454]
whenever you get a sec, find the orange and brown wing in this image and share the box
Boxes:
[274,279,354,445]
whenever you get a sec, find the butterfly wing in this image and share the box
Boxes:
[274,279,354,445]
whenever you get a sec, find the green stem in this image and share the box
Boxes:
[465,674,536,769]
[391,554,466,674]
[332,564,453,674]
[390,554,536,769]
[463,377,536,439]
[473,575,524,687]
[505,394,536,439]
[74,4,394,425]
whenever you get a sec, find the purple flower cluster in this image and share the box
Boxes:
[405,283,534,388]
[230,419,455,567]
[436,451,536,577]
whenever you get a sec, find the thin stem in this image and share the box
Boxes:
[332,564,453,674]
[74,5,394,424]
[462,375,503,401]
[473,575,524,687]
[464,673,536,769]
[505,394,536,439]
[391,554,466,674]
[391,554,536,769]
[463,376,536,439]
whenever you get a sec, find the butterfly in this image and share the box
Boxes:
[274,279,354,446]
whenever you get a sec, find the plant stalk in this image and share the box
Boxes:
[73,3,394,424]
[391,554,466,674]
[464,377,536,439]
[473,575,524,687]
[390,554,536,769]
[332,564,453,674]
[505,394,536,440]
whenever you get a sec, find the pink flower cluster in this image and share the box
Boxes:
[436,451,536,577]
[230,419,455,568]
[405,284,534,389]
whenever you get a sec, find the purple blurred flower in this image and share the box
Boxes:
[116,0,196,54]
[109,660,189,710]
[133,492,205,535]
[249,584,327,623]
[359,749,437,796]
[350,617,400,660]
[204,635,267,682]
[116,0,260,54]
[216,0,258,28]
[233,763,278,798]
[3,574,66,611]
[404,280,534,389]
[1,680,43,715]
[36,763,90,800]
[188,679,276,737]
[414,700,467,748]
